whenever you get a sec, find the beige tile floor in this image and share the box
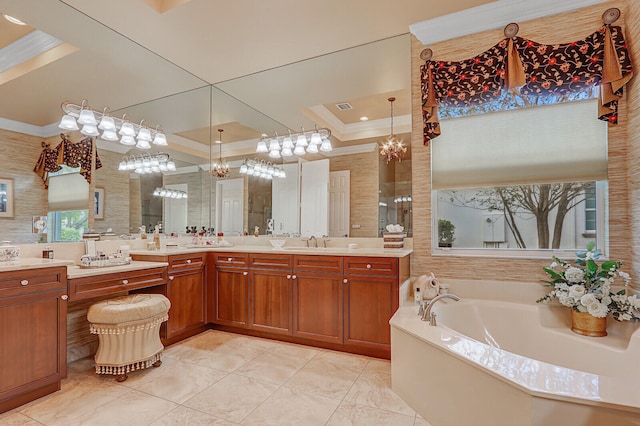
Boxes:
[1,330,432,426]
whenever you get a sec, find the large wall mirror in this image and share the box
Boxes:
[0,0,412,242]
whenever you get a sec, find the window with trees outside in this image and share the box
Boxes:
[432,95,608,255]
[47,166,89,242]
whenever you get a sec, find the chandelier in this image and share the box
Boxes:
[256,126,332,158]
[153,187,188,199]
[239,159,286,180]
[379,97,406,163]
[59,100,168,149]
[118,152,176,174]
[211,129,230,179]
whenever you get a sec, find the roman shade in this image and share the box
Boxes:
[431,99,607,190]
[48,172,90,211]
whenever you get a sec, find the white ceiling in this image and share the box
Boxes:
[0,0,497,163]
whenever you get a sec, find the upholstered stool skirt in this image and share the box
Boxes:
[87,294,171,382]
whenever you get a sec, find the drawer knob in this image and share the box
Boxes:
[20,280,28,286]
[287,274,291,279]
[227,257,233,262]
[122,279,129,285]
[366,264,372,269]
[292,274,297,280]
[343,279,348,283]
[61,295,68,301]
[243,271,248,276]
[169,276,175,281]
[186,259,192,264]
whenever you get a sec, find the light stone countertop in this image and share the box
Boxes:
[130,245,413,258]
[66,260,169,279]
[0,257,73,272]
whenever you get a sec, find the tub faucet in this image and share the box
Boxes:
[421,293,461,324]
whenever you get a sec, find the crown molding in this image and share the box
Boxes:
[410,0,607,45]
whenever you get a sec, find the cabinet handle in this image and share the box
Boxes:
[366,264,372,269]
[186,259,192,264]
[61,295,68,301]
[243,271,248,276]
[343,278,348,283]
[287,274,291,279]
[20,279,28,286]
[227,257,233,262]
[169,276,175,281]
[292,274,297,280]
[122,279,129,285]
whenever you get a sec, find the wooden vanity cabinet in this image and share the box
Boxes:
[0,266,68,414]
[343,257,402,355]
[165,253,207,340]
[248,254,293,335]
[292,255,343,344]
[212,253,250,328]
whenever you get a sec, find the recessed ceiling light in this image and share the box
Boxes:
[360,116,369,121]
[3,14,27,26]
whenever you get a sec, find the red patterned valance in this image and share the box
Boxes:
[421,25,634,145]
[34,136,102,188]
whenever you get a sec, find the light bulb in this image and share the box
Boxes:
[80,124,99,136]
[58,114,79,130]
[98,116,115,131]
[77,108,97,126]
[310,131,322,145]
[296,134,308,147]
[136,139,151,149]
[293,146,306,156]
[306,143,318,154]
[100,129,119,141]
[256,141,268,153]
[152,133,168,146]
[119,122,135,137]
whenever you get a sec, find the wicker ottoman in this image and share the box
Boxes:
[87,294,171,382]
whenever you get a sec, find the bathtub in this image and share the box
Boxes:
[390,298,640,426]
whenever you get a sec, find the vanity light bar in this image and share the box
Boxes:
[256,126,332,158]
[59,100,168,149]
[118,152,176,174]
[239,159,286,180]
[153,187,187,199]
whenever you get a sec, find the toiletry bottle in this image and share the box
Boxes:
[42,246,53,259]
[414,287,421,304]
[153,232,160,249]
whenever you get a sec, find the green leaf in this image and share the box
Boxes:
[587,259,598,275]
[586,241,595,251]
[601,261,617,271]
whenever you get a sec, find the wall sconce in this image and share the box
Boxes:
[256,126,332,158]
[239,158,286,180]
[59,100,168,149]
[118,152,176,174]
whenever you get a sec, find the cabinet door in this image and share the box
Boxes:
[293,272,343,344]
[213,268,249,328]
[166,269,206,339]
[0,289,66,407]
[249,270,292,335]
[344,275,398,348]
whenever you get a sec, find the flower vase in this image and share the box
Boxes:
[570,310,607,337]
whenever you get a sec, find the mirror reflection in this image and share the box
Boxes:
[0,0,413,242]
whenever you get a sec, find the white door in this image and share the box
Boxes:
[329,170,350,237]
[272,163,300,235]
[164,183,188,235]
[300,159,329,238]
[215,178,244,235]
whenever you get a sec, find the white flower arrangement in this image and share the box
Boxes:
[537,242,639,321]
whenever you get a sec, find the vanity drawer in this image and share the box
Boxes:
[213,253,249,268]
[293,255,343,274]
[0,267,66,298]
[344,257,397,277]
[68,267,167,301]
[249,254,293,270]
[168,253,205,272]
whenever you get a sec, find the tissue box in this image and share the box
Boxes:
[383,232,406,248]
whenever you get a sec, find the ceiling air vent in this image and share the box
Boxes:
[335,102,353,111]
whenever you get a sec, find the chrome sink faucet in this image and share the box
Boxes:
[307,235,317,247]
[421,293,461,324]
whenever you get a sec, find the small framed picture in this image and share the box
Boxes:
[33,216,48,233]
[0,178,14,218]
[94,187,105,220]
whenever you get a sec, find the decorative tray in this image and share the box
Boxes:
[79,257,131,269]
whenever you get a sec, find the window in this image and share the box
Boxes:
[432,99,608,255]
[47,165,90,242]
[48,210,89,242]
[584,187,597,233]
